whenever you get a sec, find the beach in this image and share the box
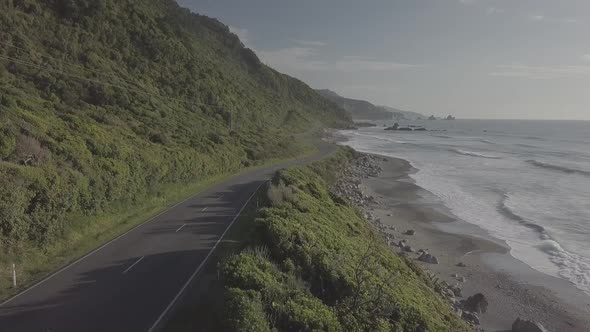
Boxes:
[356,153,590,331]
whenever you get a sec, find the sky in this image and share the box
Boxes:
[176,0,590,120]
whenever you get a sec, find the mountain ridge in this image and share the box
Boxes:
[316,89,425,121]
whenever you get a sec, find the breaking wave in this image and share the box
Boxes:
[497,193,550,240]
[453,149,501,159]
[536,239,590,296]
[526,160,590,177]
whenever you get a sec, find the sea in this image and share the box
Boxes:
[338,119,590,296]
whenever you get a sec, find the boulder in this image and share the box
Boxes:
[404,229,416,236]
[462,293,488,314]
[462,311,480,325]
[418,253,439,264]
[458,276,467,283]
[450,285,462,297]
[403,245,414,253]
[457,262,467,267]
[443,288,455,299]
[511,318,548,332]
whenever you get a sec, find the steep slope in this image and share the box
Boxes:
[379,105,426,121]
[219,148,471,331]
[316,89,425,121]
[0,0,350,252]
[317,89,392,120]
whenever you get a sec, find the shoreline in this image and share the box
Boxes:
[356,152,590,331]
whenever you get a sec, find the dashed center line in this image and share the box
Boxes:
[175,224,187,233]
[201,207,208,212]
[122,256,144,275]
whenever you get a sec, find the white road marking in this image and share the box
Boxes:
[175,224,187,233]
[201,207,208,212]
[0,192,197,306]
[147,181,266,332]
[122,257,145,275]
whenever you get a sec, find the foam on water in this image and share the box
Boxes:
[453,149,502,159]
[526,159,590,177]
[338,121,590,296]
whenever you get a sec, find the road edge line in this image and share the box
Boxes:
[147,181,267,332]
[0,191,200,307]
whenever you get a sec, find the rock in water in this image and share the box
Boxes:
[511,318,548,332]
[462,293,488,314]
[457,262,467,267]
[404,229,416,236]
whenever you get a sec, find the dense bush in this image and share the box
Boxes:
[0,0,350,250]
[219,148,471,331]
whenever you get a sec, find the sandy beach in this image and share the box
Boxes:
[358,154,590,332]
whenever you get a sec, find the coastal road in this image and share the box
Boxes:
[0,142,335,332]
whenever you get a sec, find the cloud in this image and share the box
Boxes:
[489,64,590,79]
[582,54,590,62]
[229,25,251,47]
[332,56,418,72]
[528,14,577,23]
[258,46,418,74]
[486,7,504,15]
[459,0,475,4]
[529,14,545,21]
[258,47,319,71]
[294,40,327,47]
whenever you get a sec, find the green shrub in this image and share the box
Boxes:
[224,288,271,332]
[219,149,471,331]
[0,0,351,254]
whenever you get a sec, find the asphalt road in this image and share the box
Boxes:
[0,142,335,332]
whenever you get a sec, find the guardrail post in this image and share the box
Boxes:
[12,263,16,288]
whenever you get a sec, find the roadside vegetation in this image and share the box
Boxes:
[0,0,350,297]
[217,147,471,331]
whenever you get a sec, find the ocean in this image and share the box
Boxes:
[338,119,590,296]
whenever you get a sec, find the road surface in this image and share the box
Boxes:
[0,142,335,332]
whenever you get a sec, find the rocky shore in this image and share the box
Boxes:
[331,152,590,332]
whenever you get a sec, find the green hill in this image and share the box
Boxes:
[316,89,425,121]
[0,0,349,259]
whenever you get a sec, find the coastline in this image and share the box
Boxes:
[358,152,590,331]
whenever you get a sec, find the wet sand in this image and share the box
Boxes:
[362,155,590,332]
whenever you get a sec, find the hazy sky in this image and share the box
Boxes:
[177,0,590,120]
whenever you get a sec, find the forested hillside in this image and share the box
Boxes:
[0,0,350,253]
[316,89,425,121]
